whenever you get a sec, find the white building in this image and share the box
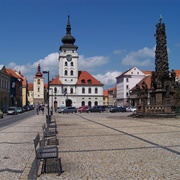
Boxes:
[49,16,104,109]
[116,67,145,106]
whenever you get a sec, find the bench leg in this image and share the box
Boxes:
[58,158,63,175]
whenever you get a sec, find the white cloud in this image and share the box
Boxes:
[7,52,59,83]
[122,47,155,67]
[113,49,126,54]
[78,55,109,70]
[93,71,121,87]
[6,53,110,83]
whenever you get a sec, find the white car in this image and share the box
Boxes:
[126,107,137,112]
[7,107,18,115]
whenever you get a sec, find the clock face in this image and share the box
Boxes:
[66,54,72,62]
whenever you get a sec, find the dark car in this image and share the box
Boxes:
[58,106,77,114]
[110,106,126,113]
[23,105,30,111]
[87,106,106,113]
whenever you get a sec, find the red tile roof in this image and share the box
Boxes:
[131,75,151,91]
[50,71,103,86]
[28,83,33,91]
[142,70,152,75]
[103,90,108,96]
[175,70,180,78]
[49,75,62,85]
[108,85,117,92]
[6,68,23,80]
[76,71,103,85]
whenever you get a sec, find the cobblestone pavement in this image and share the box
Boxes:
[1,112,180,180]
[0,111,45,180]
[37,112,180,180]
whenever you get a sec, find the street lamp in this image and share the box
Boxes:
[43,71,49,116]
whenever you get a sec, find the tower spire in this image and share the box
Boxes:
[66,15,71,35]
[59,16,78,51]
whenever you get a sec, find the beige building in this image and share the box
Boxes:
[33,64,44,105]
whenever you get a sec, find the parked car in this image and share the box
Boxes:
[77,106,89,113]
[87,106,106,113]
[23,105,30,111]
[126,106,137,112]
[17,107,23,113]
[110,106,126,113]
[7,106,17,115]
[0,110,3,118]
[58,106,77,114]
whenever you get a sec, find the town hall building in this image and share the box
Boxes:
[49,16,104,109]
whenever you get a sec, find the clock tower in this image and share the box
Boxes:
[58,16,79,85]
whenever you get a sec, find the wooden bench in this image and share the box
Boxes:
[33,133,62,175]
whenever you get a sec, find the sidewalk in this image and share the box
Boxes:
[0,111,46,180]
[37,112,180,179]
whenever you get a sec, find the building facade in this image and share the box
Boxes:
[116,67,145,106]
[49,16,104,109]
[0,65,10,112]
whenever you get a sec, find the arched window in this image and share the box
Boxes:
[65,62,68,66]
[37,79,40,84]
[95,88,98,94]
[70,88,73,94]
[70,70,73,76]
[71,62,73,66]
[88,101,91,107]
[81,101,85,106]
[88,88,91,94]
[82,87,85,94]
[64,88,67,94]
[64,70,68,75]
[94,101,98,106]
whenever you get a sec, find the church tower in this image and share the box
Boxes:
[33,64,44,104]
[58,16,79,86]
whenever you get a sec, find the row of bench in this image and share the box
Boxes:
[33,115,63,176]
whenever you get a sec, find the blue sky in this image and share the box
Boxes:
[1,0,180,89]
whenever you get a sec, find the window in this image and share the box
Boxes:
[70,70,73,76]
[37,79,40,84]
[88,79,92,84]
[38,87,40,92]
[126,92,129,97]
[70,88,73,94]
[64,88,67,94]
[65,62,68,66]
[88,88,91,94]
[95,88,98,94]
[81,79,85,84]
[137,72,139,74]
[71,62,73,66]
[126,78,128,82]
[64,70,68,75]
[82,87,85,94]
[126,85,129,89]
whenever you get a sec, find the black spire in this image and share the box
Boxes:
[154,15,169,75]
[59,15,78,51]
[151,16,170,90]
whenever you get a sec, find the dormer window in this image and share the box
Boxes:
[87,79,92,84]
[81,79,85,84]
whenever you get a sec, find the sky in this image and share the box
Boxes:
[0,0,180,89]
